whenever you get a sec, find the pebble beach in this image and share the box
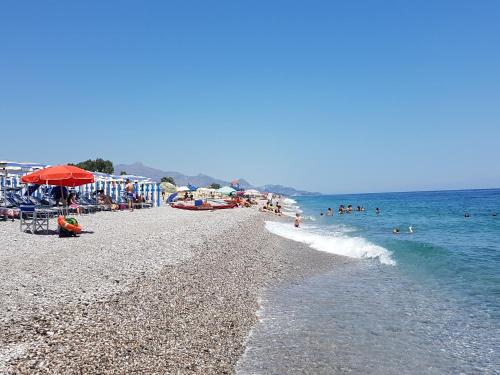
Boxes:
[0,206,341,374]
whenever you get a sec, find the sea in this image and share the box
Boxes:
[237,189,500,375]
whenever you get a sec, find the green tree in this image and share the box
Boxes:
[161,176,176,185]
[72,158,114,174]
[209,183,221,190]
[120,171,127,175]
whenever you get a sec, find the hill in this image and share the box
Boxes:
[114,162,319,196]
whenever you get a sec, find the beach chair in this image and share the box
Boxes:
[78,195,98,214]
[19,204,50,234]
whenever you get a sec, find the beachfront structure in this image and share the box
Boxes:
[1,161,162,207]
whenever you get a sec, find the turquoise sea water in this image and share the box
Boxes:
[237,189,500,374]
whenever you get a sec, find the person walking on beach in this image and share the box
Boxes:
[125,179,135,211]
[294,213,301,228]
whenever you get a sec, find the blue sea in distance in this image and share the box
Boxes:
[237,189,500,375]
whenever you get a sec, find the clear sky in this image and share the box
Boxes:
[1,1,499,193]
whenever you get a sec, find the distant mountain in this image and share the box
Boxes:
[114,162,319,196]
[257,184,320,197]
[114,162,227,187]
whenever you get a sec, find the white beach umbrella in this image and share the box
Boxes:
[217,186,236,195]
[160,182,176,193]
[177,186,190,192]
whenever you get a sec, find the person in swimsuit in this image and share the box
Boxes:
[327,208,333,216]
[67,192,81,215]
[294,213,301,228]
[125,179,135,211]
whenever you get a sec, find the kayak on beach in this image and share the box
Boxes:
[171,199,237,211]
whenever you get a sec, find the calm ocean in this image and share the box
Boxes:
[237,189,500,374]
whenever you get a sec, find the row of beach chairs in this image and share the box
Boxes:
[0,190,153,226]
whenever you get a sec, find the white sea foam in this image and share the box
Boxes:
[279,197,302,216]
[282,198,297,205]
[265,221,396,265]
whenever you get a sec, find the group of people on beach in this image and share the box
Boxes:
[72,179,145,213]
[260,200,283,216]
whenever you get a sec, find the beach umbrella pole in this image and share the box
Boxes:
[3,170,5,207]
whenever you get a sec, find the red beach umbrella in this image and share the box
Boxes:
[21,165,95,187]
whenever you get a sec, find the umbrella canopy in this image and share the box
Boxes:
[160,182,176,193]
[217,186,236,195]
[177,186,190,192]
[21,165,95,187]
[188,184,198,191]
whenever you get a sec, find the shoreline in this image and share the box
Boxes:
[0,206,343,373]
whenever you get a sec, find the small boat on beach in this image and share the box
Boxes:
[171,199,237,211]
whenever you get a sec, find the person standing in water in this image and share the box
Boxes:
[294,213,301,228]
[327,208,333,216]
[376,207,381,215]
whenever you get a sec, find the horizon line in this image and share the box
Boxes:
[309,186,500,197]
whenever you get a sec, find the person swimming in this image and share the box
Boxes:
[393,227,400,234]
[464,212,470,218]
[493,212,497,217]
[376,207,380,215]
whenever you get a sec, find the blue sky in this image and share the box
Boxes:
[1,1,499,193]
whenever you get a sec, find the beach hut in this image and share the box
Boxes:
[217,186,236,196]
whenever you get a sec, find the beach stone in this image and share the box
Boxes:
[0,205,339,374]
